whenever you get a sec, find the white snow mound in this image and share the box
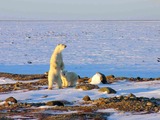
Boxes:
[90,72,102,85]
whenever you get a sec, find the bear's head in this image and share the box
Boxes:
[60,70,67,77]
[56,44,67,51]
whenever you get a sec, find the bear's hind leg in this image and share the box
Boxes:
[70,81,75,87]
[48,71,54,90]
[64,78,68,87]
[62,78,65,87]
[61,74,67,87]
[57,74,62,89]
[70,76,78,87]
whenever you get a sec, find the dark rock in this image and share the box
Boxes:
[0,72,46,81]
[46,101,64,106]
[44,71,48,76]
[88,78,92,83]
[77,77,90,83]
[149,78,154,81]
[98,87,117,94]
[115,77,128,81]
[91,95,160,112]
[30,103,45,107]
[76,83,99,90]
[128,93,136,99]
[98,72,108,84]
[78,75,81,79]
[129,77,135,81]
[4,102,10,107]
[116,96,124,100]
[5,97,17,104]
[124,96,129,100]
[0,116,13,120]
[146,102,153,106]
[27,61,32,64]
[106,75,115,83]
[83,95,91,101]
[137,77,142,81]
[42,95,48,98]
[154,107,159,112]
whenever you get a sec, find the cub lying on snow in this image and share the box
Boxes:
[60,70,79,87]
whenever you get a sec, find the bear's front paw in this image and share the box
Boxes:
[62,86,67,88]
[48,87,53,90]
[58,86,63,89]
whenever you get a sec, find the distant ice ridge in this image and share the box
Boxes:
[0,21,160,77]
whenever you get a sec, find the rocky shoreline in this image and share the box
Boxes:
[0,72,160,119]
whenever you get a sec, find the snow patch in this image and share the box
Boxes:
[90,73,102,85]
[0,77,40,84]
[108,111,160,120]
[43,110,78,115]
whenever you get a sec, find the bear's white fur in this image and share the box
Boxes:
[60,70,79,87]
[48,44,67,89]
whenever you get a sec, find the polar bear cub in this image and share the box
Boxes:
[61,70,79,87]
[48,44,67,89]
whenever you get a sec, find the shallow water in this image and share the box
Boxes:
[0,64,159,78]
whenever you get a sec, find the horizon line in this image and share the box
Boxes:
[0,19,160,22]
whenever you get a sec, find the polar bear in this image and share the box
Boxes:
[60,70,79,87]
[48,44,67,89]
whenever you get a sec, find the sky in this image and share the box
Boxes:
[0,0,160,20]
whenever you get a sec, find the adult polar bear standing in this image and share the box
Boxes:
[48,44,67,90]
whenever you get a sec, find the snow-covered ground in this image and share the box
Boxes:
[0,21,160,77]
[0,21,160,119]
[98,109,160,120]
[0,78,160,120]
[0,79,160,103]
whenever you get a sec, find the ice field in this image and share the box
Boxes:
[0,21,160,119]
[0,21,160,77]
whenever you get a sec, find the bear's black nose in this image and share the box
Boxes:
[64,45,67,48]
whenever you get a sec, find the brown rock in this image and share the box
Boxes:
[88,78,92,83]
[76,83,99,90]
[154,107,159,112]
[128,93,136,99]
[106,75,115,83]
[78,77,90,83]
[98,72,108,84]
[4,102,10,107]
[146,102,153,106]
[46,101,64,106]
[5,97,17,104]
[98,87,117,94]
[83,95,91,101]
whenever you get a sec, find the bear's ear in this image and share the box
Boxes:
[64,44,67,48]
[61,70,66,76]
[63,70,68,75]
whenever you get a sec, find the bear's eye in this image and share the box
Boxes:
[64,45,67,48]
